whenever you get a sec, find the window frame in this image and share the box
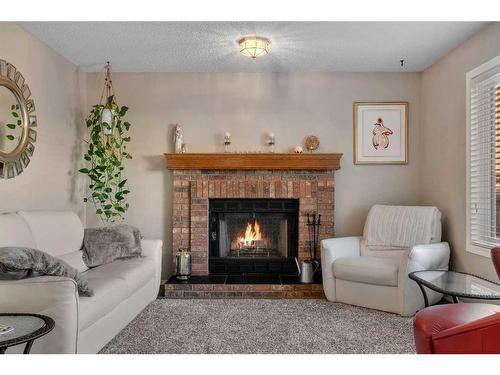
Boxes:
[466,54,500,258]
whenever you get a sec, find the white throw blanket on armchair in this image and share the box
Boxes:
[364,205,441,248]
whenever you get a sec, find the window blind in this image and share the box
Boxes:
[469,65,500,249]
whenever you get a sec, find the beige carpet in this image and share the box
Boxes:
[100,298,415,354]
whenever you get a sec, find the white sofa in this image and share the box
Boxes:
[321,206,450,316]
[0,210,162,354]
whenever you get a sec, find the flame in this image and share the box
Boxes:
[238,221,262,247]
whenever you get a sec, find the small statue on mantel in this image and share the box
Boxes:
[173,124,183,153]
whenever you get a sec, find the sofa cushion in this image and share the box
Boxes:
[18,211,84,257]
[83,256,155,297]
[333,256,400,287]
[79,275,127,330]
[0,213,36,248]
[79,256,155,330]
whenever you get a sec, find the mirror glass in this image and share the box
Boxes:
[0,85,22,154]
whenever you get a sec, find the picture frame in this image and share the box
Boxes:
[353,102,408,165]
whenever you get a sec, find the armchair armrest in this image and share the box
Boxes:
[399,242,450,316]
[408,242,450,271]
[320,237,361,301]
[433,313,500,353]
[0,276,79,353]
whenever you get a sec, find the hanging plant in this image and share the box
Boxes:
[79,62,132,222]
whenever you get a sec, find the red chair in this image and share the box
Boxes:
[413,248,500,354]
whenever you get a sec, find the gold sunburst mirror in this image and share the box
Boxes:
[0,60,37,179]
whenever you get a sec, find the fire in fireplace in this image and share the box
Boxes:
[236,220,265,252]
[209,199,299,274]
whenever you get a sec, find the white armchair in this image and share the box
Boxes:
[321,205,450,316]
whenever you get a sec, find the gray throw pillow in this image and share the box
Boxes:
[0,247,94,297]
[82,224,142,268]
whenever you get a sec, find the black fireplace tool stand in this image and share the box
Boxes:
[306,212,321,262]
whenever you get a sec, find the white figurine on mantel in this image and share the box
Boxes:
[294,145,304,153]
[173,124,183,153]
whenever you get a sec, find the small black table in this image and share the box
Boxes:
[409,270,500,307]
[0,313,55,354]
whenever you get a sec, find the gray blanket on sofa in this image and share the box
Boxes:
[0,247,94,296]
[82,224,142,268]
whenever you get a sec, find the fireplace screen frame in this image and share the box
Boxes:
[209,198,299,274]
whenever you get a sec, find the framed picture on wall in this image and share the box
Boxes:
[353,102,408,165]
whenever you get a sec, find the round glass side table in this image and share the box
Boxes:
[409,270,500,307]
[0,313,55,354]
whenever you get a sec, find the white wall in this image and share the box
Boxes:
[0,23,86,218]
[86,72,421,277]
[420,23,500,280]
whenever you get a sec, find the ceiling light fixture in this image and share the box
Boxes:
[238,36,271,60]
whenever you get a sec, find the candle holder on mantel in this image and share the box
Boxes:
[268,133,275,153]
[224,132,232,153]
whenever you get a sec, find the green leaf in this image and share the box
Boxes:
[17,120,21,126]
[124,122,131,130]
[118,179,127,188]
[11,112,19,118]
[119,106,128,116]
[96,209,103,215]
[6,135,15,141]
[6,123,16,129]
[79,168,90,174]
[11,104,15,110]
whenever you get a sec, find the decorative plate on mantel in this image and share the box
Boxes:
[304,136,320,152]
[164,153,342,171]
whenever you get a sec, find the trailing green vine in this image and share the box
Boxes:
[79,95,132,222]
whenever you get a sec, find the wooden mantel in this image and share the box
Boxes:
[164,153,342,170]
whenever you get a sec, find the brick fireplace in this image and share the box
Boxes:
[166,153,342,277]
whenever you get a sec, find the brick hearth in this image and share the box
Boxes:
[162,282,324,299]
[171,169,335,275]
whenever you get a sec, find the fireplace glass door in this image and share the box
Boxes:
[209,199,298,274]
